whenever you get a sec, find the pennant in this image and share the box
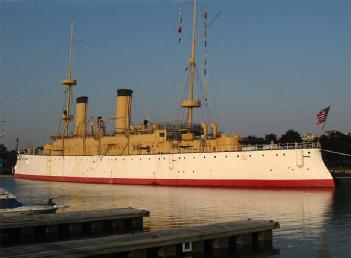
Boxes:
[178,8,182,44]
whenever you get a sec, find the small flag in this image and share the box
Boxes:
[177,25,182,33]
[203,11,208,98]
[178,8,182,44]
[316,106,330,124]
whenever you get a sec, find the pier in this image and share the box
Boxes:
[0,219,279,257]
[0,208,150,246]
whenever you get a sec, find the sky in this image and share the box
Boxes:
[1,0,351,149]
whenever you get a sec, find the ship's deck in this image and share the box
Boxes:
[20,142,319,156]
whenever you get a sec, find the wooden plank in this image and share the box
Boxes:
[0,208,150,229]
[0,220,279,258]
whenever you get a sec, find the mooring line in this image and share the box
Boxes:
[321,149,351,157]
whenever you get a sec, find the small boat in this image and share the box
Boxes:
[0,188,59,217]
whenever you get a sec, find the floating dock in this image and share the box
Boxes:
[0,208,150,246]
[0,220,279,258]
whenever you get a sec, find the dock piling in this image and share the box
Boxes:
[0,208,150,247]
[0,215,279,258]
[157,245,177,257]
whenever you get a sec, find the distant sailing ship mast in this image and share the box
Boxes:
[0,102,5,138]
[61,18,77,136]
[181,0,201,127]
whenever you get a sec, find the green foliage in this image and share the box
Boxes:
[240,132,279,145]
[319,131,351,168]
[0,144,17,170]
[278,129,302,144]
[240,135,266,145]
[265,133,277,143]
[241,130,351,168]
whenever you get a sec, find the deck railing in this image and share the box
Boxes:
[20,142,319,156]
[161,142,318,154]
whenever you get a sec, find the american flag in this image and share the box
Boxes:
[316,106,330,124]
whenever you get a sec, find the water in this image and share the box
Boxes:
[1,176,350,258]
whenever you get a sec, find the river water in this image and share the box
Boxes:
[1,175,350,258]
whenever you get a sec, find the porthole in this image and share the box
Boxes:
[214,156,216,158]
[262,154,264,157]
[225,155,228,158]
[184,157,186,159]
[308,151,311,154]
[283,153,285,156]
[179,157,181,159]
[237,155,239,158]
[249,155,251,157]
[203,156,206,159]
[276,154,278,156]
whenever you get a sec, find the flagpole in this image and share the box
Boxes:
[320,105,330,134]
[321,121,326,134]
[317,106,330,147]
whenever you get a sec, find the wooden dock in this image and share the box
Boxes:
[0,208,150,246]
[0,220,280,258]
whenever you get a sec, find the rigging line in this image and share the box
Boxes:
[195,65,213,122]
[24,31,70,134]
[149,66,188,118]
[207,10,222,29]
[177,70,190,121]
[57,90,68,136]
[26,89,66,143]
[321,149,351,157]
[140,24,175,117]
[194,65,206,121]
[32,91,66,137]
[24,92,50,135]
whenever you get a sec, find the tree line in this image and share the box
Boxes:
[240,129,351,169]
[239,129,302,145]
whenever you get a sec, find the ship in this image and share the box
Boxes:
[14,1,334,188]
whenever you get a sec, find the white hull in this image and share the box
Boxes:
[15,148,334,187]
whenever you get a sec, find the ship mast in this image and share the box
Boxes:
[61,17,77,136]
[180,0,201,127]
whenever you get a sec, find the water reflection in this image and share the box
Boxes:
[0,176,333,231]
[1,176,343,258]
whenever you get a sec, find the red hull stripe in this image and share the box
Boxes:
[15,173,335,188]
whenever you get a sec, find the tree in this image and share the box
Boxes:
[319,131,351,168]
[240,135,265,145]
[264,133,277,144]
[278,129,302,144]
[0,144,17,174]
